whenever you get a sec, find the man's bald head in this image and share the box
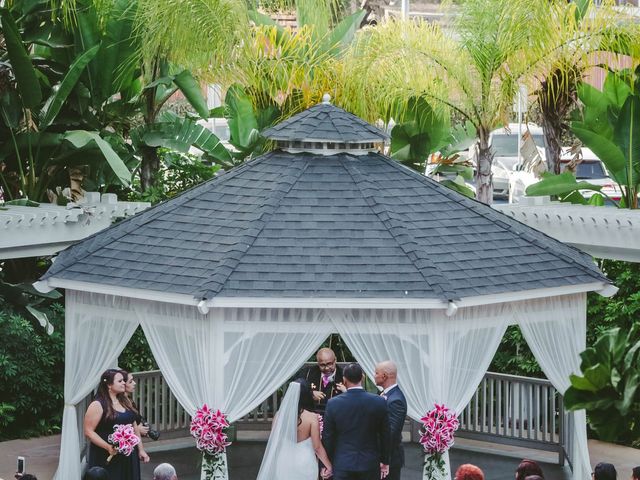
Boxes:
[374,360,398,389]
[317,347,337,374]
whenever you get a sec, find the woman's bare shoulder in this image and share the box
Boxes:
[301,410,319,423]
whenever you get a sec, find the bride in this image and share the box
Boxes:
[257,379,333,480]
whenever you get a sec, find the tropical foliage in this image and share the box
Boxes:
[531,0,639,174]
[338,0,555,204]
[564,324,640,445]
[526,68,640,208]
[0,3,132,202]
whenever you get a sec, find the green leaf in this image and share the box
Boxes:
[571,124,628,184]
[25,305,54,335]
[139,117,232,163]
[440,178,475,198]
[573,0,589,22]
[173,71,209,119]
[613,94,640,190]
[225,84,259,150]
[603,72,632,110]
[93,0,138,103]
[525,172,603,197]
[616,373,639,415]
[0,8,42,108]
[568,374,599,392]
[321,10,366,57]
[248,9,280,27]
[583,363,611,390]
[64,130,131,186]
[4,199,40,207]
[587,193,605,206]
[40,45,100,128]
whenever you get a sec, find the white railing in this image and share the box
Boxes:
[78,367,571,467]
[456,372,571,466]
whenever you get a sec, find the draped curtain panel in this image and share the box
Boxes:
[136,303,333,420]
[515,293,590,480]
[54,291,139,480]
[328,305,510,480]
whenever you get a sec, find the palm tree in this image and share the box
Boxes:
[531,0,640,174]
[339,0,551,204]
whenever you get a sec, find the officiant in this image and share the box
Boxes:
[301,347,346,415]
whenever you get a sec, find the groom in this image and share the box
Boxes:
[322,363,390,480]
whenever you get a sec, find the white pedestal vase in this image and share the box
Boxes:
[201,452,228,480]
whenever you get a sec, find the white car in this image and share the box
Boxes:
[470,123,546,199]
[509,147,621,204]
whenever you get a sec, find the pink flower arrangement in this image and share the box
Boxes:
[419,403,459,455]
[107,424,140,462]
[190,404,232,456]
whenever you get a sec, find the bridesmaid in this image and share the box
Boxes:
[84,369,142,480]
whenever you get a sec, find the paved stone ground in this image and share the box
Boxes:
[2,435,638,480]
[140,442,572,480]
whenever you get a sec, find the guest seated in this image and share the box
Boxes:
[632,466,640,480]
[525,475,544,480]
[154,463,178,480]
[83,466,109,480]
[455,464,484,480]
[593,463,617,480]
[516,459,544,480]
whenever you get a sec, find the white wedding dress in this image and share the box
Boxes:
[257,382,318,480]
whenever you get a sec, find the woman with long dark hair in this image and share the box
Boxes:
[119,370,150,462]
[84,369,142,479]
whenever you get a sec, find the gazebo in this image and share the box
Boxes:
[36,96,617,480]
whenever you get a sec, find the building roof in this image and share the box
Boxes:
[42,150,609,302]
[261,100,389,143]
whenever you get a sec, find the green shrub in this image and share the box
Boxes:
[0,302,65,440]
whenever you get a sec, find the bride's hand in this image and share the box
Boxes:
[321,466,332,478]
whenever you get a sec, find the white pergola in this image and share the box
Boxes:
[0,192,149,260]
[35,101,618,480]
[494,198,640,262]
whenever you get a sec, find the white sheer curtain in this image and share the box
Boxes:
[136,302,332,478]
[55,291,139,480]
[137,303,332,419]
[515,294,590,480]
[329,305,510,479]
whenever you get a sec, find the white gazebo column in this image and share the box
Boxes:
[515,293,591,480]
[54,291,139,480]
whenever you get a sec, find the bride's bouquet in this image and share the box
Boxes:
[190,404,232,480]
[106,424,140,463]
[419,404,459,480]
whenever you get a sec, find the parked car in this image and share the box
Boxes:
[560,148,621,202]
[470,123,546,199]
[509,147,621,204]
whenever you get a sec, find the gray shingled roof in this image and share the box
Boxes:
[261,102,389,143]
[42,151,609,301]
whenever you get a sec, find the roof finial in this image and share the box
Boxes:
[322,93,331,104]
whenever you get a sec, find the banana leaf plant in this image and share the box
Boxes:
[564,324,640,444]
[389,96,477,197]
[526,68,640,208]
[0,4,131,202]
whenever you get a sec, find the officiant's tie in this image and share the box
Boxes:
[322,374,330,388]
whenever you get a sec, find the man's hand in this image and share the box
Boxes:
[313,390,326,402]
[380,463,389,479]
[335,382,346,393]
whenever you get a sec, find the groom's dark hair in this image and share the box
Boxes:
[343,363,363,384]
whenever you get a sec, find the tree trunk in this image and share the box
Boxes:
[140,146,160,192]
[475,131,493,205]
[139,59,161,192]
[538,65,580,175]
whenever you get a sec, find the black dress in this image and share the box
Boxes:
[88,403,141,480]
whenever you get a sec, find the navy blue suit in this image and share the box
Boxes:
[384,385,407,480]
[322,387,390,480]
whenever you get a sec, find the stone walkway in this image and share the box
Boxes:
[1,435,638,480]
